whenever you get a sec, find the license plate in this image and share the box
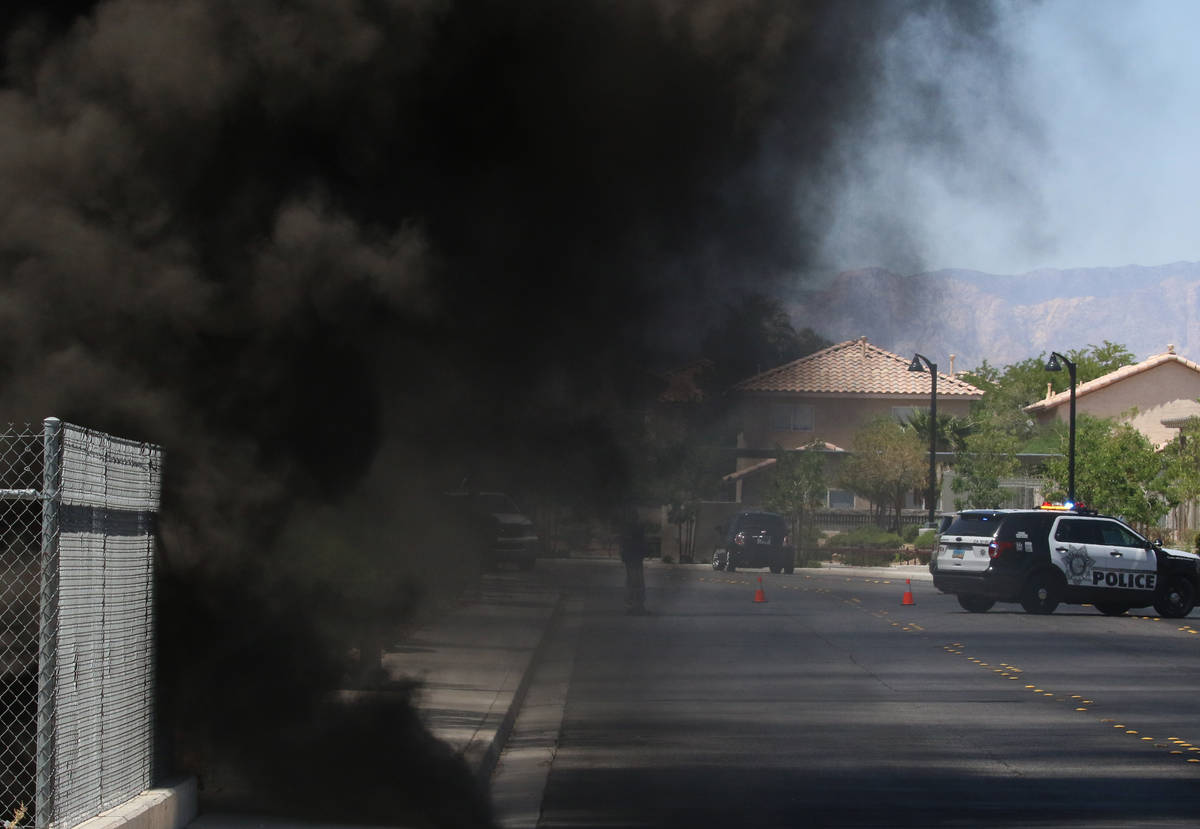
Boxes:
[756,536,772,545]
[952,548,967,559]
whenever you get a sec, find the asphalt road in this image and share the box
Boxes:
[493,559,1200,828]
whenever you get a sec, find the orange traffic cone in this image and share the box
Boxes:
[901,578,915,606]
[754,576,768,603]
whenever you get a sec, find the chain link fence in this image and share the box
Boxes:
[0,419,162,829]
[0,425,43,828]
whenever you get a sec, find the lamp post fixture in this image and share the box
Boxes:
[1045,351,1077,505]
[907,353,938,527]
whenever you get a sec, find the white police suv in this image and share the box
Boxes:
[930,504,1200,617]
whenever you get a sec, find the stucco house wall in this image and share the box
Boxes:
[736,393,975,452]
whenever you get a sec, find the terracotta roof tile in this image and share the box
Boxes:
[1025,351,1200,413]
[733,337,983,397]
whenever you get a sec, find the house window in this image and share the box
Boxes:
[771,403,814,432]
[827,489,854,509]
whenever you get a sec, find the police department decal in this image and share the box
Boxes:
[1061,546,1094,585]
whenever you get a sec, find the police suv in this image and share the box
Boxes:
[930,504,1200,617]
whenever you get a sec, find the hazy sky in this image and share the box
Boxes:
[819,0,1200,276]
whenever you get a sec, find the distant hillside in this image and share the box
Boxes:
[788,263,1200,371]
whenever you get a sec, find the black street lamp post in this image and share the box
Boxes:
[907,353,938,526]
[1045,351,1078,504]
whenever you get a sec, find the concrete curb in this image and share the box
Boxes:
[814,563,934,582]
[70,777,197,829]
[474,592,567,783]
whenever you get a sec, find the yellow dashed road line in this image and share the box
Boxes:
[947,640,1200,768]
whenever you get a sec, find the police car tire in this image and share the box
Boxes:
[1020,570,1062,614]
[957,594,995,613]
[784,563,795,575]
[711,550,726,571]
[1153,575,1196,619]
[1094,603,1131,616]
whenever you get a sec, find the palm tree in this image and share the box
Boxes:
[902,411,972,452]
[901,411,973,515]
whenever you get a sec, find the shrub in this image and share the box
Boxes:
[914,528,940,551]
[833,549,895,566]
[900,523,921,544]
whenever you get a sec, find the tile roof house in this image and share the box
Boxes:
[1024,345,1200,449]
[728,336,984,508]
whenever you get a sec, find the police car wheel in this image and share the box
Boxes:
[1153,575,1197,619]
[957,594,995,613]
[1094,603,1130,616]
[711,550,726,571]
[1020,570,1062,614]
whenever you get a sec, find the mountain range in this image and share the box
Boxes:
[787,262,1200,373]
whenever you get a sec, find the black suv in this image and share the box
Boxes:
[931,506,1200,617]
[712,511,794,574]
[444,491,538,570]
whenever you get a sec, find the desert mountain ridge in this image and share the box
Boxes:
[787,262,1200,372]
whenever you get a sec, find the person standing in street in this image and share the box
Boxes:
[620,509,648,614]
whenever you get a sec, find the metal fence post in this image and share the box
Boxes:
[36,418,62,829]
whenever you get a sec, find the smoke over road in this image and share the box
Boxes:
[0,0,1025,823]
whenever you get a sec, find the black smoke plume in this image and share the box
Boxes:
[0,1,1020,824]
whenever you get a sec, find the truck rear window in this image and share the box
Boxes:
[943,514,1004,538]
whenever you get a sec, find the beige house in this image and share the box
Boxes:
[1024,345,1200,449]
[726,336,984,509]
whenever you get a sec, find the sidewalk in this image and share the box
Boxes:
[186,575,565,829]
[388,578,565,780]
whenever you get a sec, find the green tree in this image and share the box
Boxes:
[1159,416,1200,521]
[1041,414,1176,532]
[951,423,1021,509]
[763,445,826,564]
[961,355,1055,440]
[838,417,926,531]
[1068,341,1138,383]
[960,342,1137,445]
